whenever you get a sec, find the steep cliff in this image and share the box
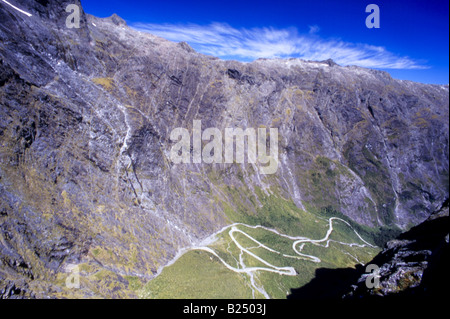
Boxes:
[0,0,448,298]
[344,200,449,299]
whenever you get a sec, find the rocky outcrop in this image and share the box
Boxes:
[344,200,449,299]
[0,0,448,298]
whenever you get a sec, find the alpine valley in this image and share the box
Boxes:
[0,0,448,299]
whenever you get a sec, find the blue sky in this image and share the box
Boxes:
[81,0,449,84]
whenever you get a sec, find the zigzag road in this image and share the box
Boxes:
[192,217,375,277]
[155,217,376,298]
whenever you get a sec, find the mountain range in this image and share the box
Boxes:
[0,0,448,299]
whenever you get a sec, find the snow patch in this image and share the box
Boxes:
[284,59,329,69]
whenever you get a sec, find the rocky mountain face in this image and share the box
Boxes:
[0,0,448,298]
[344,200,449,299]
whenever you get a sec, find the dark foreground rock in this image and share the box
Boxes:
[0,0,448,298]
[288,200,449,300]
[344,200,449,299]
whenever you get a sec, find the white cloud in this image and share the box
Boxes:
[132,22,428,70]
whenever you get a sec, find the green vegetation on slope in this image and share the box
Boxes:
[140,181,381,299]
[139,250,254,299]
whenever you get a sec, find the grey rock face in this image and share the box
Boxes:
[0,0,448,297]
[345,201,449,298]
